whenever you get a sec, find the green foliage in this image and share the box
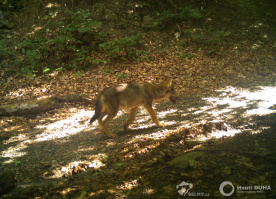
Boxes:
[16,38,45,79]
[56,66,66,73]
[102,67,112,76]
[159,42,171,53]
[0,9,103,78]
[74,72,83,77]
[176,29,227,56]
[14,161,22,167]
[43,67,51,74]
[0,40,19,75]
[99,33,145,60]
[203,30,226,55]
[0,40,17,60]
[180,51,198,59]
[178,6,203,19]
[0,0,16,10]
[116,73,128,79]
[174,39,197,59]
[57,9,100,33]
[186,8,203,19]
[42,9,101,70]
[157,6,203,27]
[1,7,148,78]
[156,10,175,25]
[135,50,150,62]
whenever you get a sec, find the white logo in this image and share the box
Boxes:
[219,181,235,196]
[176,181,193,196]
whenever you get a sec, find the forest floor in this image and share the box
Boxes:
[1,1,276,198]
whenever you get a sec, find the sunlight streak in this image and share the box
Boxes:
[1,142,28,163]
[44,159,106,179]
[0,110,96,163]
[1,86,275,165]
[193,86,276,140]
[157,109,178,117]
[209,129,242,139]
[35,109,95,142]
[117,179,139,190]
[203,86,276,117]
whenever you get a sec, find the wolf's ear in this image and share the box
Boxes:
[163,78,172,87]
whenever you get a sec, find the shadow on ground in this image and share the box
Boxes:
[1,85,276,198]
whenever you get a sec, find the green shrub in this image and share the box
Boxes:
[157,6,203,27]
[99,33,145,60]
[0,40,17,60]
[15,38,47,78]
[0,40,19,75]
[156,10,175,26]
[1,9,103,78]
[178,29,227,56]
[42,9,101,69]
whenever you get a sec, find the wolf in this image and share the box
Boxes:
[90,78,177,138]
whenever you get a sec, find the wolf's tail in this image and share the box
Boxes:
[90,97,102,124]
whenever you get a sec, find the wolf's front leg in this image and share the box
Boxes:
[144,104,165,128]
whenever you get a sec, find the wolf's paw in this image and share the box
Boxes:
[157,122,166,128]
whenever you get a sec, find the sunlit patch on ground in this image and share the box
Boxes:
[1,109,96,163]
[129,86,276,143]
[117,179,139,190]
[205,86,276,117]
[208,128,242,139]
[0,143,28,163]
[1,84,276,195]
[35,109,96,142]
[44,158,106,179]
[1,134,30,163]
[157,109,178,117]
[190,86,276,140]
[1,86,276,166]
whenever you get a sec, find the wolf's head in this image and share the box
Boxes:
[157,78,178,104]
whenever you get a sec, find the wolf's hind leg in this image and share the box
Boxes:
[102,111,118,138]
[123,107,138,132]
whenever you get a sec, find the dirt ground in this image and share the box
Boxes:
[1,73,276,198]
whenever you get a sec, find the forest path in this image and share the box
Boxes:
[1,77,276,198]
